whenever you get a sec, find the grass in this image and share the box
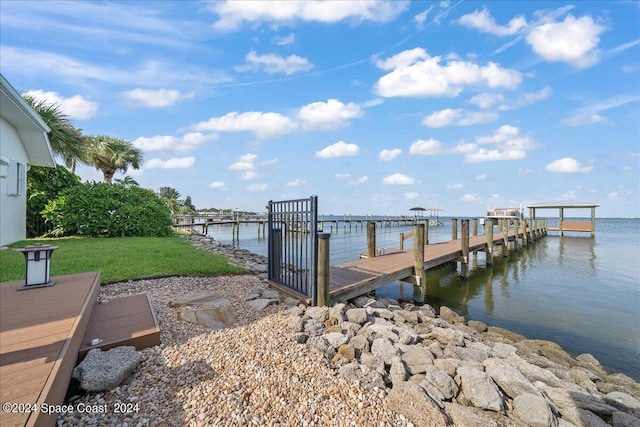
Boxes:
[0,236,247,284]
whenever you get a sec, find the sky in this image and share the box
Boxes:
[1,1,639,217]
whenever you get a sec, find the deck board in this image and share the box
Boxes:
[329,231,518,302]
[0,272,100,427]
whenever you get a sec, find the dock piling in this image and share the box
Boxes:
[486,219,494,266]
[367,222,376,258]
[413,223,425,305]
[461,219,469,279]
[317,233,331,307]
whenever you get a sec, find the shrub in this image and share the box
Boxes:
[27,165,81,237]
[42,182,173,237]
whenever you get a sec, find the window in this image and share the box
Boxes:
[6,160,25,196]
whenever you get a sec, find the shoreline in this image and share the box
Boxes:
[60,233,639,426]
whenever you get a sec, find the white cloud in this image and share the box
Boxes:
[382,173,417,185]
[189,111,296,139]
[526,15,605,68]
[467,92,504,109]
[446,183,464,189]
[121,88,194,108]
[518,168,533,175]
[133,132,217,152]
[272,33,295,45]
[409,138,444,156]
[460,193,480,202]
[404,192,420,200]
[241,171,258,180]
[297,99,363,130]
[335,173,351,179]
[146,156,195,169]
[209,181,226,189]
[545,157,594,173]
[209,0,409,31]
[23,89,98,120]
[235,50,313,75]
[315,141,359,158]
[228,161,255,171]
[245,183,268,192]
[562,94,640,126]
[286,179,306,187]
[498,86,551,111]
[466,125,538,163]
[458,7,527,36]
[475,173,487,181]
[379,148,402,161]
[374,47,522,98]
[349,176,369,185]
[422,108,498,127]
[562,114,607,127]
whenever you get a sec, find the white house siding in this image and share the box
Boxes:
[0,116,30,246]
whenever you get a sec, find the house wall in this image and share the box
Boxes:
[0,116,29,246]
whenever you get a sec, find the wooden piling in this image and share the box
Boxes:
[413,223,425,305]
[316,232,331,307]
[461,219,469,279]
[367,222,376,258]
[485,219,494,266]
[501,220,509,257]
[451,218,458,240]
[514,219,520,250]
[424,220,429,245]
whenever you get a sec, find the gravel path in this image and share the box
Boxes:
[60,275,411,427]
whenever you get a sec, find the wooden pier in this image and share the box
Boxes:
[270,218,548,305]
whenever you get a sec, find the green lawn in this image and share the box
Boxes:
[0,236,247,284]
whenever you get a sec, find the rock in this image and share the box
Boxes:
[177,297,236,329]
[468,320,488,333]
[306,336,336,360]
[370,338,400,365]
[483,357,539,399]
[486,326,526,343]
[398,325,419,345]
[444,343,492,363]
[389,356,409,384]
[604,392,640,417]
[73,346,141,392]
[394,310,419,325]
[424,365,458,400]
[557,406,609,427]
[440,306,465,325]
[292,332,308,344]
[457,366,506,413]
[513,393,558,427]
[323,332,349,349]
[429,327,469,347]
[261,289,281,300]
[246,298,279,311]
[348,334,370,353]
[371,308,394,320]
[444,402,503,427]
[305,306,329,322]
[345,308,367,324]
[358,324,400,342]
[399,344,434,375]
[387,381,452,426]
[360,352,385,374]
[337,362,385,390]
[303,319,324,336]
[351,296,371,307]
[612,411,640,427]
[543,386,617,417]
[169,292,223,307]
[337,344,356,361]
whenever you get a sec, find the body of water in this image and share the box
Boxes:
[206,217,640,380]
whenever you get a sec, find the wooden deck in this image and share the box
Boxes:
[328,231,521,302]
[1,274,162,427]
[0,272,101,427]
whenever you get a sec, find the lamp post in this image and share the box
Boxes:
[13,243,59,290]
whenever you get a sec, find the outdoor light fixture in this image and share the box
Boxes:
[14,243,59,290]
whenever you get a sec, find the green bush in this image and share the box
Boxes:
[27,165,81,237]
[42,182,173,237]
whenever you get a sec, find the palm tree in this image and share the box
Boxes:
[87,135,143,183]
[22,95,87,172]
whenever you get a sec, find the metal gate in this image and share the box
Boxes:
[268,196,318,305]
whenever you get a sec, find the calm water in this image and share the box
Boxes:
[207,217,640,380]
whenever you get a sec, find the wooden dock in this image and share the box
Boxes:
[268,218,548,305]
[0,273,160,427]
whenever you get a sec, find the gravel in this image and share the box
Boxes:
[60,275,411,427]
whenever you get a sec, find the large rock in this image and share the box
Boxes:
[513,393,558,427]
[370,338,400,365]
[73,346,141,392]
[177,297,236,329]
[387,381,452,426]
[483,357,539,399]
[457,366,506,413]
[398,344,435,375]
[440,306,465,325]
[424,365,458,400]
[337,362,385,390]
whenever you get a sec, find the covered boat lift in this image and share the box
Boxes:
[410,207,444,226]
[527,201,600,237]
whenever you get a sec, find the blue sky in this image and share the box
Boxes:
[1,1,638,217]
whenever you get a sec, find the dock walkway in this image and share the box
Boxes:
[323,221,546,303]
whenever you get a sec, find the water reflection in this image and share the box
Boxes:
[558,236,596,270]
